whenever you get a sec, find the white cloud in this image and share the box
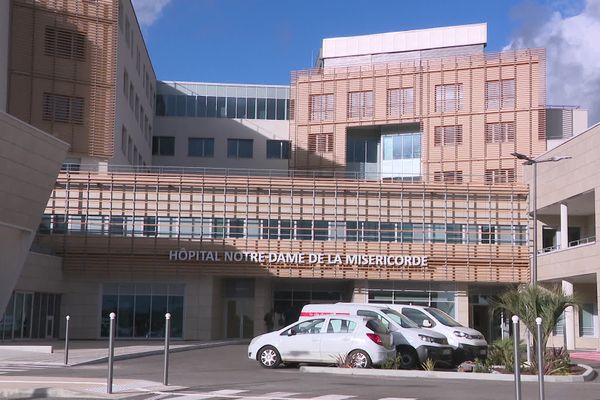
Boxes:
[505,0,600,124]
[131,0,172,28]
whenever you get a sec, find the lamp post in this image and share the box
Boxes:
[511,152,571,284]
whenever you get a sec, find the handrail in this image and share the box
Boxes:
[538,235,596,254]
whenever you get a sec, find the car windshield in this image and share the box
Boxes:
[381,308,419,328]
[426,307,463,327]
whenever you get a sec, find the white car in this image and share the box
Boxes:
[389,305,488,363]
[248,315,395,368]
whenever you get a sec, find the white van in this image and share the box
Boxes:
[389,304,488,363]
[300,303,453,369]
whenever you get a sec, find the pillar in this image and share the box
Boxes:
[352,280,368,303]
[597,273,600,350]
[560,203,569,250]
[455,283,469,326]
[562,280,576,350]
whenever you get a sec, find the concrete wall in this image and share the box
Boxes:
[14,252,63,293]
[153,118,289,170]
[0,111,68,316]
[112,0,155,167]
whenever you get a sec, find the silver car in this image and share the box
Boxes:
[248,315,395,368]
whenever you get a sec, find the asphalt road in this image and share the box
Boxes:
[6,344,600,400]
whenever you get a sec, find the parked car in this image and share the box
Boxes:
[301,303,453,369]
[248,315,395,368]
[389,304,488,363]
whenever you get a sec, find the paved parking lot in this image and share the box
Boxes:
[1,344,599,399]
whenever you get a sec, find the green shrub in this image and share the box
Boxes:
[486,337,526,372]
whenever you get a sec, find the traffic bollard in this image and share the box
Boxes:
[64,315,70,365]
[512,315,522,400]
[536,317,545,400]
[163,313,171,386]
[107,312,116,394]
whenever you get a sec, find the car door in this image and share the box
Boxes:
[319,317,358,363]
[277,318,325,362]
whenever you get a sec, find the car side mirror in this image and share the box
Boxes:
[422,319,432,328]
[287,330,295,336]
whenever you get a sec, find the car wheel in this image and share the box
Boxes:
[397,346,418,369]
[258,345,281,368]
[348,350,372,368]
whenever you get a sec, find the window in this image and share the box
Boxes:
[485,122,515,143]
[485,79,515,109]
[227,139,253,158]
[481,226,496,244]
[309,94,334,121]
[42,93,84,124]
[401,309,433,327]
[484,168,515,184]
[579,304,596,337]
[287,319,325,335]
[382,134,421,160]
[44,26,85,61]
[434,125,462,146]
[188,138,214,157]
[348,91,373,118]
[266,140,290,159]
[347,138,377,163]
[121,125,127,155]
[433,170,463,184]
[152,136,175,156]
[326,319,356,334]
[123,70,128,98]
[435,83,463,112]
[308,133,333,153]
[125,17,130,47]
[388,88,415,116]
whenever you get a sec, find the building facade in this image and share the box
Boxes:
[526,122,600,350]
[1,13,560,344]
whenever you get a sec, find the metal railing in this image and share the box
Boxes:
[538,235,596,254]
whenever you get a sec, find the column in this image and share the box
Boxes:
[455,283,469,326]
[562,280,576,350]
[351,280,368,303]
[597,273,600,351]
[560,203,569,250]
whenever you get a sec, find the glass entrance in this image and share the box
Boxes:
[223,278,254,339]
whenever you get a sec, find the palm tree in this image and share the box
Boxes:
[493,284,577,368]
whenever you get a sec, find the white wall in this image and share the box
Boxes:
[153,118,290,170]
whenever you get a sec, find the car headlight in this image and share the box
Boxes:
[419,334,437,343]
[453,331,478,340]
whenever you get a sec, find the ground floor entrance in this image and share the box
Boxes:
[0,291,61,340]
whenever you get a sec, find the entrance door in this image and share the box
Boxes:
[45,316,54,339]
[224,299,254,339]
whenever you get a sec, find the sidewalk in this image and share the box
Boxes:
[0,339,248,399]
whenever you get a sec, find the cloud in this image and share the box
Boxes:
[131,0,172,28]
[505,0,600,125]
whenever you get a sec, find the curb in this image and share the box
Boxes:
[0,387,105,399]
[72,339,249,366]
[300,363,596,383]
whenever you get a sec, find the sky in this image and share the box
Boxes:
[132,0,599,124]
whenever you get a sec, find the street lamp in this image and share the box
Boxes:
[511,152,571,284]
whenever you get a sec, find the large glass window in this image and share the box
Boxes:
[152,136,175,156]
[383,133,421,160]
[188,138,214,157]
[348,91,373,118]
[485,79,516,109]
[227,139,253,158]
[347,138,377,163]
[100,283,184,338]
[266,140,290,159]
[388,87,415,116]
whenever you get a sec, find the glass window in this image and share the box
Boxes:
[276,98,286,120]
[156,95,165,116]
[152,136,175,156]
[314,220,329,241]
[206,96,217,117]
[266,98,276,120]
[188,138,214,157]
[227,139,253,158]
[236,97,247,118]
[380,222,396,242]
[348,91,373,118]
[287,319,325,335]
[309,94,334,121]
[481,225,496,244]
[216,97,226,118]
[266,140,290,159]
[196,96,207,117]
[326,319,357,333]
[486,79,515,110]
[143,216,157,237]
[257,98,266,119]
[401,308,433,327]
[226,97,236,118]
[296,220,312,240]
[176,95,186,117]
[579,304,595,337]
[246,98,256,119]
[186,96,196,116]
[435,83,463,112]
